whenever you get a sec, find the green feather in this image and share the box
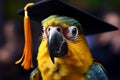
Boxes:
[42,15,83,33]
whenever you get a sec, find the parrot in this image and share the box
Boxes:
[30,15,108,80]
[15,0,117,80]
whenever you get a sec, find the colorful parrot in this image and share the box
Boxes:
[15,0,118,80]
[29,15,108,80]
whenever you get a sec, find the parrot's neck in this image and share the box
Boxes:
[37,35,93,80]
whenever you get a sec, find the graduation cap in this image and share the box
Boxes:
[16,0,118,70]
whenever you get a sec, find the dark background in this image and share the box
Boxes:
[0,0,120,80]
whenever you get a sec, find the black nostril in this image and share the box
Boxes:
[57,27,62,33]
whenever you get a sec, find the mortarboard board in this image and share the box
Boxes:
[16,0,118,70]
[18,0,118,35]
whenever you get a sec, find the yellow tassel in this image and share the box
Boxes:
[15,3,34,70]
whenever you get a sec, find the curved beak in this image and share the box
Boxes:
[48,29,67,63]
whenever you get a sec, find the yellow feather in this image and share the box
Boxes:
[37,34,93,80]
[42,15,69,28]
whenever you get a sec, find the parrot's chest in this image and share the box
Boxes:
[38,58,86,80]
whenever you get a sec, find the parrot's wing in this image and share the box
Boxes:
[30,68,42,80]
[86,63,108,80]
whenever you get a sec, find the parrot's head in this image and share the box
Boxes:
[40,15,92,64]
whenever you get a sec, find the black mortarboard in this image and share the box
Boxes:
[16,0,118,70]
[18,0,117,35]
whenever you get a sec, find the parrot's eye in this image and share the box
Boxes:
[56,27,62,33]
[46,26,52,35]
[41,28,44,33]
[72,28,77,36]
[47,27,51,32]
[66,26,78,40]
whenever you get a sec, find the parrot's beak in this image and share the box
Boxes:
[48,28,68,63]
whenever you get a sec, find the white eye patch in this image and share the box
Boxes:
[66,26,78,41]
